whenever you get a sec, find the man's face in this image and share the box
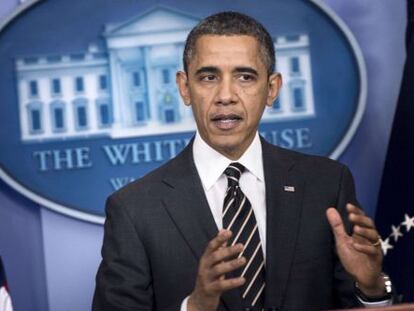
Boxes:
[177,35,282,159]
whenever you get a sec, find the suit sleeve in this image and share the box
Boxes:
[332,164,361,308]
[92,195,154,311]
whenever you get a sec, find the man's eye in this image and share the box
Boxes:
[238,74,255,81]
[200,75,217,81]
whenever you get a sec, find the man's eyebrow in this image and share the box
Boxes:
[233,67,258,75]
[194,66,220,76]
[193,66,259,76]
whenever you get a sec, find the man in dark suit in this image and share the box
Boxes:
[93,12,392,311]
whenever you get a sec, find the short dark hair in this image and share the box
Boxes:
[183,11,275,75]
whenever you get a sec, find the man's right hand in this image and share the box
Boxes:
[188,229,246,311]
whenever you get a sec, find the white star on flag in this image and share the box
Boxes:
[401,214,414,232]
[380,238,394,256]
[390,225,403,242]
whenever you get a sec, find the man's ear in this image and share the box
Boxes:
[266,73,283,107]
[176,71,191,106]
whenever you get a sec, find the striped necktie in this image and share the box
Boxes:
[222,162,265,310]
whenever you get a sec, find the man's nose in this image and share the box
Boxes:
[215,77,237,105]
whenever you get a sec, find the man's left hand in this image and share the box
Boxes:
[326,204,385,297]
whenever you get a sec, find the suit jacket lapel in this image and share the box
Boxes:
[262,139,305,310]
[161,141,217,259]
[161,141,243,311]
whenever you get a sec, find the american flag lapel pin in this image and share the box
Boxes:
[284,186,295,192]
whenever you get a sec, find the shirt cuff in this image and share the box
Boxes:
[356,295,393,308]
[180,296,190,311]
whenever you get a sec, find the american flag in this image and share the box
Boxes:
[376,0,414,303]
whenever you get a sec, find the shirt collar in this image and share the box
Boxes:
[193,132,264,191]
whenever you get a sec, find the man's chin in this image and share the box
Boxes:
[209,138,246,159]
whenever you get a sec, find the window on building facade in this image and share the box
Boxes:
[286,34,300,42]
[162,68,170,84]
[164,108,175,123]
[133,72,141,87]
[77,107,87,128]
[75,77,84,93]
[100,105,110,126]
[99,75,108,91]
[292,87,305,111]
[24,57,37,65]
[135,101,146,122]
[31,110,41,132]
[272,97,282,111]
[47,56,61,63]
[51,101,65,132]
[70,53,85,61]
[54,108,64,130]
[93,52,106,60]
[96,100,112,127]
[73,98,88,130]
[161,92,178,123]
[290,57,301,74]
[29,80,38,97]
[27,101,43,133]
[51,79,61,95]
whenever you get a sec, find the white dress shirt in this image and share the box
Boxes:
[192,131,267,257]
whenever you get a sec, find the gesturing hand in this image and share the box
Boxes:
[188,230,246,311]
[326,204,385,297]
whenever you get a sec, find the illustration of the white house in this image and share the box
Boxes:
[15,6,315,142]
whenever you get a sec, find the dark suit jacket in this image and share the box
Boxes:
[93,137,361,311]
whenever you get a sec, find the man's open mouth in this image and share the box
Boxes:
[211,114,243,129]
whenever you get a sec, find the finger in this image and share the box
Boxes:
[353,225,380,243]
[205,243,244,267]
[209,257,246,279]
[209,276,246,293]
[346,203,365,215]
[326,208,348,240]
[352,232,377,247]
[205,230,232,255]
[352,234,371,246]
[349,213,375,229]
[353,242,382,256]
